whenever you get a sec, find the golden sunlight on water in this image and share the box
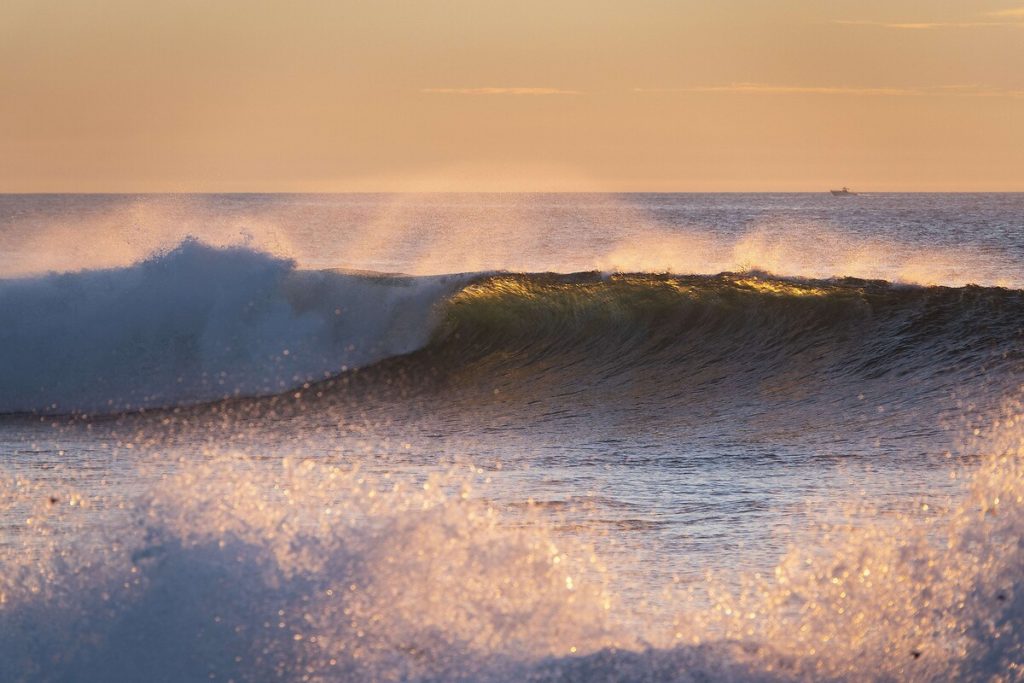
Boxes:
[1,402,1021,680]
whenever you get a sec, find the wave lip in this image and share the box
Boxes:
[0,240,462,414]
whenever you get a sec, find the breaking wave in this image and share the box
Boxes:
[1,241,1021,415]
[0,241,466,414]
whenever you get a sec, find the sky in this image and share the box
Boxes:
[2,0,1023,192]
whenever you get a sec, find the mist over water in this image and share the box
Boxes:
[2,193,1022,286]
[1,194,1022,681]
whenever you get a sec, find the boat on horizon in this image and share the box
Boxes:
[830,187,857,196]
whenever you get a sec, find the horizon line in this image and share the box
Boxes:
[3,189,1024,195]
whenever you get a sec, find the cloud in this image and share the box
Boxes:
[833,19,1020,29]
[639,84,922,96]
[989,7,1024,17]
[635,84,1024,98]
[831,17,1024,29]
[421,87,582,96]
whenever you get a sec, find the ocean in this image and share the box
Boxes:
[1,193,1022,681]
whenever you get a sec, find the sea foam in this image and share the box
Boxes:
[0,240,462,414]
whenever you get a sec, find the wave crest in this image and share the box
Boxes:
[0,240,462,414]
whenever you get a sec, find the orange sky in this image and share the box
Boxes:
[2,0,1023,191]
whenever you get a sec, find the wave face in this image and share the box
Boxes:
[427,273,1023,393]
[0,241,463,414]
[2,241,1022,415]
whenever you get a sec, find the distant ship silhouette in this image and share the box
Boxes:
[830,187,857,196]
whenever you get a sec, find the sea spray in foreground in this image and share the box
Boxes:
[681,409,1024,680]
[1,409,1022,681]
[0,459,625,682]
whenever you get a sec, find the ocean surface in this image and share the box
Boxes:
[1,193,1022,681]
